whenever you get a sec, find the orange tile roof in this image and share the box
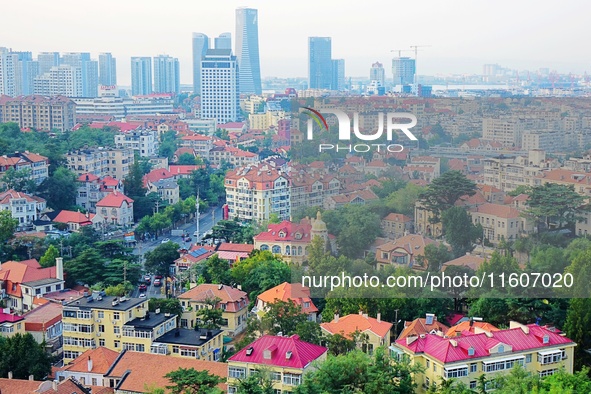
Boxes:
[58,347,119,375]
[96,191,133,208]
[53,210,95,225]
[23,301,62,331]
[0,378,43,394]
[321,313,393,339]
[179,283,248,305]
[470,202,520,219]
[442,254,486,272]
[398,317,449,340]
[382,213,412,223]
[445,321,500,337]
[106,351,227,393]
[257,282,318,314]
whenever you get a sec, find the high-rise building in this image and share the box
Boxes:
[131,57,153,96]
[0,48,18,96]
[98,53,117,86]
[392,56,415,85]
[235,7,262,94]
[200,49,239,123]
[370,61,386,87]
[215,32,232,49]
[12,52,39,96]
[332,59,345,91]
[153,55,180,94]
[308,37,332,89]
[0,95,76,132]
[37,52,60,75]
[192,33,209,95]
[34,64,83,97]
[60,52,98,97]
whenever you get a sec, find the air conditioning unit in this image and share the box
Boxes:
[115,334,120,338]
[95,319,101,323]
[96,332,101,337]
[112,321,117,325]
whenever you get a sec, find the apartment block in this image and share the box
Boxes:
[0,94,76,131]
[114,129,160,157]
[381,213,413,239]
[61,294,177,363]
[469,203,533,244]
[321,312,392,355]
[482,117,525,147]
[225,163,290,222]
[0,151,49,185]
[66,147,133,179]
[0,189,46,230]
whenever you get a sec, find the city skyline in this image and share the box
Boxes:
[1,0,590,86]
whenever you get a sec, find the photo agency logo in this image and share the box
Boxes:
[302,107,418,153]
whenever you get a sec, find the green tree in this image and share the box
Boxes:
[418,171,477,221]
[64,248,105,286]
[148,298,183,320]
[564,298,591,370]
[236,369,274,394]
[322,205,381,258]
[0,210,18,244]
[230,251,291,300]
[383,182,426,217]
[0,333,52,380]
[492,364,542,394]
[260,299,308,336]
[164,367,225,394]
[525,183,588,230]
[178,153,197,165]
[204,255,231,284]
[124,159,150,221]
[196,297,224,329]
[144,242,180,278]
[441,207,482,257]
[38,166,77,210]
[325,332,358,356]
[421,243,453,272]
[104,282,133,297]
[103,259,142,287]
[1,167,36,193]
[39,244,60,268]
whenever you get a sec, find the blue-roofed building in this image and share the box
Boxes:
[174,246,215,273]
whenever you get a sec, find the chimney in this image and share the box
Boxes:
[8,371,12,379]
[52,380,58,391]
[87,357,93,372]
[334,314,339,323]
[359,310,363,316]
[377,313,381,323]
[56,257,64,281]
[29,375,34,381]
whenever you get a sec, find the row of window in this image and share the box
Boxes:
[228,368,301,385]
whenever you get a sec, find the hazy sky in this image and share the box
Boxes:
[3,0,590,85]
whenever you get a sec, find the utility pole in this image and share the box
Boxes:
[195,189,200,243]
[394,309,399,339]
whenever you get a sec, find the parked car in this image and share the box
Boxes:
[153,278,162,287]
[139,284,147,291]
[144,275,151,284]
[161,238,171,244]
[184,236,192,242]
[154,275,163,280]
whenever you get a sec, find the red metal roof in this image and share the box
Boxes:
[229,334,326,369]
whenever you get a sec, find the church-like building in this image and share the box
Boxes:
[253,212,336,264]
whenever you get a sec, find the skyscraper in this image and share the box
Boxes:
[215,32,232,50]
[12,52,38,96]
[332,59,345,91]
[60,52,98,97]
[33,65,83,97]
[192,33,209,95]
[235,7,262,94]
[0,48,18,96]
[392,57,416,85]
[131,57,152,96]
[370,62,385,87]
[308,37,332,89]
[98,53,117,86]
[37,52,60,75]
[153,55,180,94]
[200,49,239,123]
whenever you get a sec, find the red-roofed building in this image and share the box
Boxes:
[54,347,119,387]
[96,192,134,226]
[50,210,101,232]
[321,312,393,354]
[178,284,249,336]
[375,234,440,271]
[255,282,318,321]
[393,321,576,392]
[227,334,327,393]
[0,151,49,185]
[398,314,449,341]
[168,165,206,178]
[381,213,413,239]
[208,146,259,167]
[469,203,534,244]
[0,309,25,337]
[23,301,63,356]
[0,258,64,313]
[445,320,500,338]
[0,189,47,231]
[179,133,214,158]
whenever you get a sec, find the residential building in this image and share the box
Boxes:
[146,178,179,205]
[225,163,290,222]
[321,312,392,355]
[182,118,217,135]
[114,129,159,157]
[381,213,413,239]
[482,117,525,147]
[370,61,386,87]
[37,51,60,75]
[66,147,134,179]
[45,209,102,232]
[255,282,318,321]
[375,234,439,270]
[0,189,46,230]
[72,95,174,119]
[151,327,224,362]
[0,376,95,394]
[96,192,134,227]
[215,32,232,50]
[12,51,38,96]
[227,334,327,394]
[192,33,210,95]
[445,320,500,338]
[104,350,227,393]
[131,57,152,96]
[0,258,64,313]
[235,7,262,94]
[208,146,258,167]
[308,37,332,89]
[55,347,119,387]
[441,254,486,272]
[392,321,576,393]
[23,301,64,357]
[60,52,99,97]
[0,95,76,131]
[469,203,533,244]
[201,49,240,123]
[76,174,124,213]
[392,56,415,85]
[0,151,49,185]
[98,53,117,87]
[0,48,18,96]
[33,64,83,97]
[398,314,449,340]
[253,212,335,264]
[0,310,25,337]
[179,133,214,158]
[61,294,177,363]
[153,55,180,95]
[178,284,249,337]
[323,189,379,210]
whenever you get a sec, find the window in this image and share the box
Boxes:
[114,340,120,348]
[113,312,120,320]
[538,351,562,365]
[498,345,505,353]
[99,339,105,347]
[526,354,532,363]
[426,359,430,368]
[469,381,477,389]
[470,363,477,373]
[444,366,468,379]
[97,311,104,319]
[271,372,281,381]
[539,369,557,377]
[283,373,301,386]
[114,326,120,334]
[425,377,430,387]
[483,357,524,372]
[229,367,246,379]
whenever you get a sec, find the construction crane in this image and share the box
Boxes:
[390,49,412,58]
[409,45,431,94]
